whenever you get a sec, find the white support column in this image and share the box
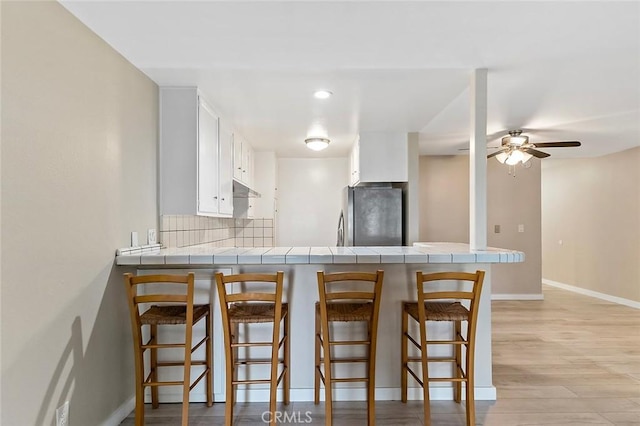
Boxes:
[406,132,420,245]
[470,69,488,250]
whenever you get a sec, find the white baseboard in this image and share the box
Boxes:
[100,396,135,426]
[491,293,544,301]
[151,386,497,403]
[542,279,640,309]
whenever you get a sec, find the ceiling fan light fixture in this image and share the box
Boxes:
[305,137,330,151]
[502,134,529,146]
[495,151,509,164]
[505,149,525,165]
[521,151,534,163]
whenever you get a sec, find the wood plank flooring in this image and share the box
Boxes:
[120,285,640,425]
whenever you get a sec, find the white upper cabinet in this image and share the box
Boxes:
[350,137,360,185]
[197,98,220,214]
[351,132,409,184]
[160,87,233,217]
[233,134,254,187]
[218,119,234,215]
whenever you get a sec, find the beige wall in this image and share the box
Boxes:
[542,147,640,302]
[1,2,158,425]
[419,155,542,296]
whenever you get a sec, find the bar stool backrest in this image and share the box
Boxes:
[416,270,485,325]
[317,271,384,304]
[124,273,196,331]
[215,272,284,305]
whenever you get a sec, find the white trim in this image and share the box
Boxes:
[543,279,640,309]
[99,396,135,426]
[491,293,544,301]
[154,386,497,403]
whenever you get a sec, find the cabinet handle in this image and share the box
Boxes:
[221,198,225,201]
[214,196,218,200]
[237,167,242,170]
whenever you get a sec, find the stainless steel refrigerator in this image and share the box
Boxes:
[338,186,403,246]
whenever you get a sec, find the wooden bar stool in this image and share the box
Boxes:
[401,270,485,426]
[123,272,213,426]
[315,270,384,426]
[215,271,289,426]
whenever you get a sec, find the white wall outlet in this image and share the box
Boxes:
[131,231,139,247]
[494,224,501,234]
[56,401,69,426]
[147,228,157,244]
[518,224,525,233]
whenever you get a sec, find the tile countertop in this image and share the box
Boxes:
[115,242,525,266]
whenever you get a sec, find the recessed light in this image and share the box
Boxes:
[313,90,333,99]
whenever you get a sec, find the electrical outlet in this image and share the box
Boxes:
[56,401,69,426]
[147,228,157,244]
[518,224,525,233]
[494,224,501,234]
[131,231,139,247]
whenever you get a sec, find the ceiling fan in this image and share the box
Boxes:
[487,130,581,165]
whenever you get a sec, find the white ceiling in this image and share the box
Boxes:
[59,1,640,159]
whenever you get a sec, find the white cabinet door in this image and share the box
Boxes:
[350,139,360,185]
[242,143,253,187]
[233,135,243,181]
[197,97,219,215]
[218,121,234,216]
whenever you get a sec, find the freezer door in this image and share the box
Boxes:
[353,188,402,246]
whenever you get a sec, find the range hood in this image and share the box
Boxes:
[232,179,261,198]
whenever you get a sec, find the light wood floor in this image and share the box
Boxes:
[121,285,640,425]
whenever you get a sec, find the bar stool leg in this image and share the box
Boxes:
[466,329,476,426]
[314,307,321,404]
[454,320,462,403]
[269,315,282,426]
[134,341,145,426]
[367,319,377,426]
[419,320,431,425]
[181,313,194,426]
[321,320,333,426]
[206,312,213,407]
[284,312,291,405]
[232,323,239,408]
[150,324,159,409]
[400,308,408,403]
[224,325,235,426]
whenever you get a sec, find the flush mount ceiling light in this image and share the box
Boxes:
[313,90,333,99]
[305,137,330,151]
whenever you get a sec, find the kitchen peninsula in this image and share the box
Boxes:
[116,243,524,404]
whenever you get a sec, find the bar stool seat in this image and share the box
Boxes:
[318,301,374,321]
[229,303,289,323]
[403,301,469,322]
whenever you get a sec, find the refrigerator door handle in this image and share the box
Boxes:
[337,211,345,246]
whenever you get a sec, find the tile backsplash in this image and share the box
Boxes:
[159,215,274,248]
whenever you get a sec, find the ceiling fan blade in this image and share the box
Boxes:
[522,147,550,158]
[487,147,508,158]
[459,146,500,151]
[532,141,581,148]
